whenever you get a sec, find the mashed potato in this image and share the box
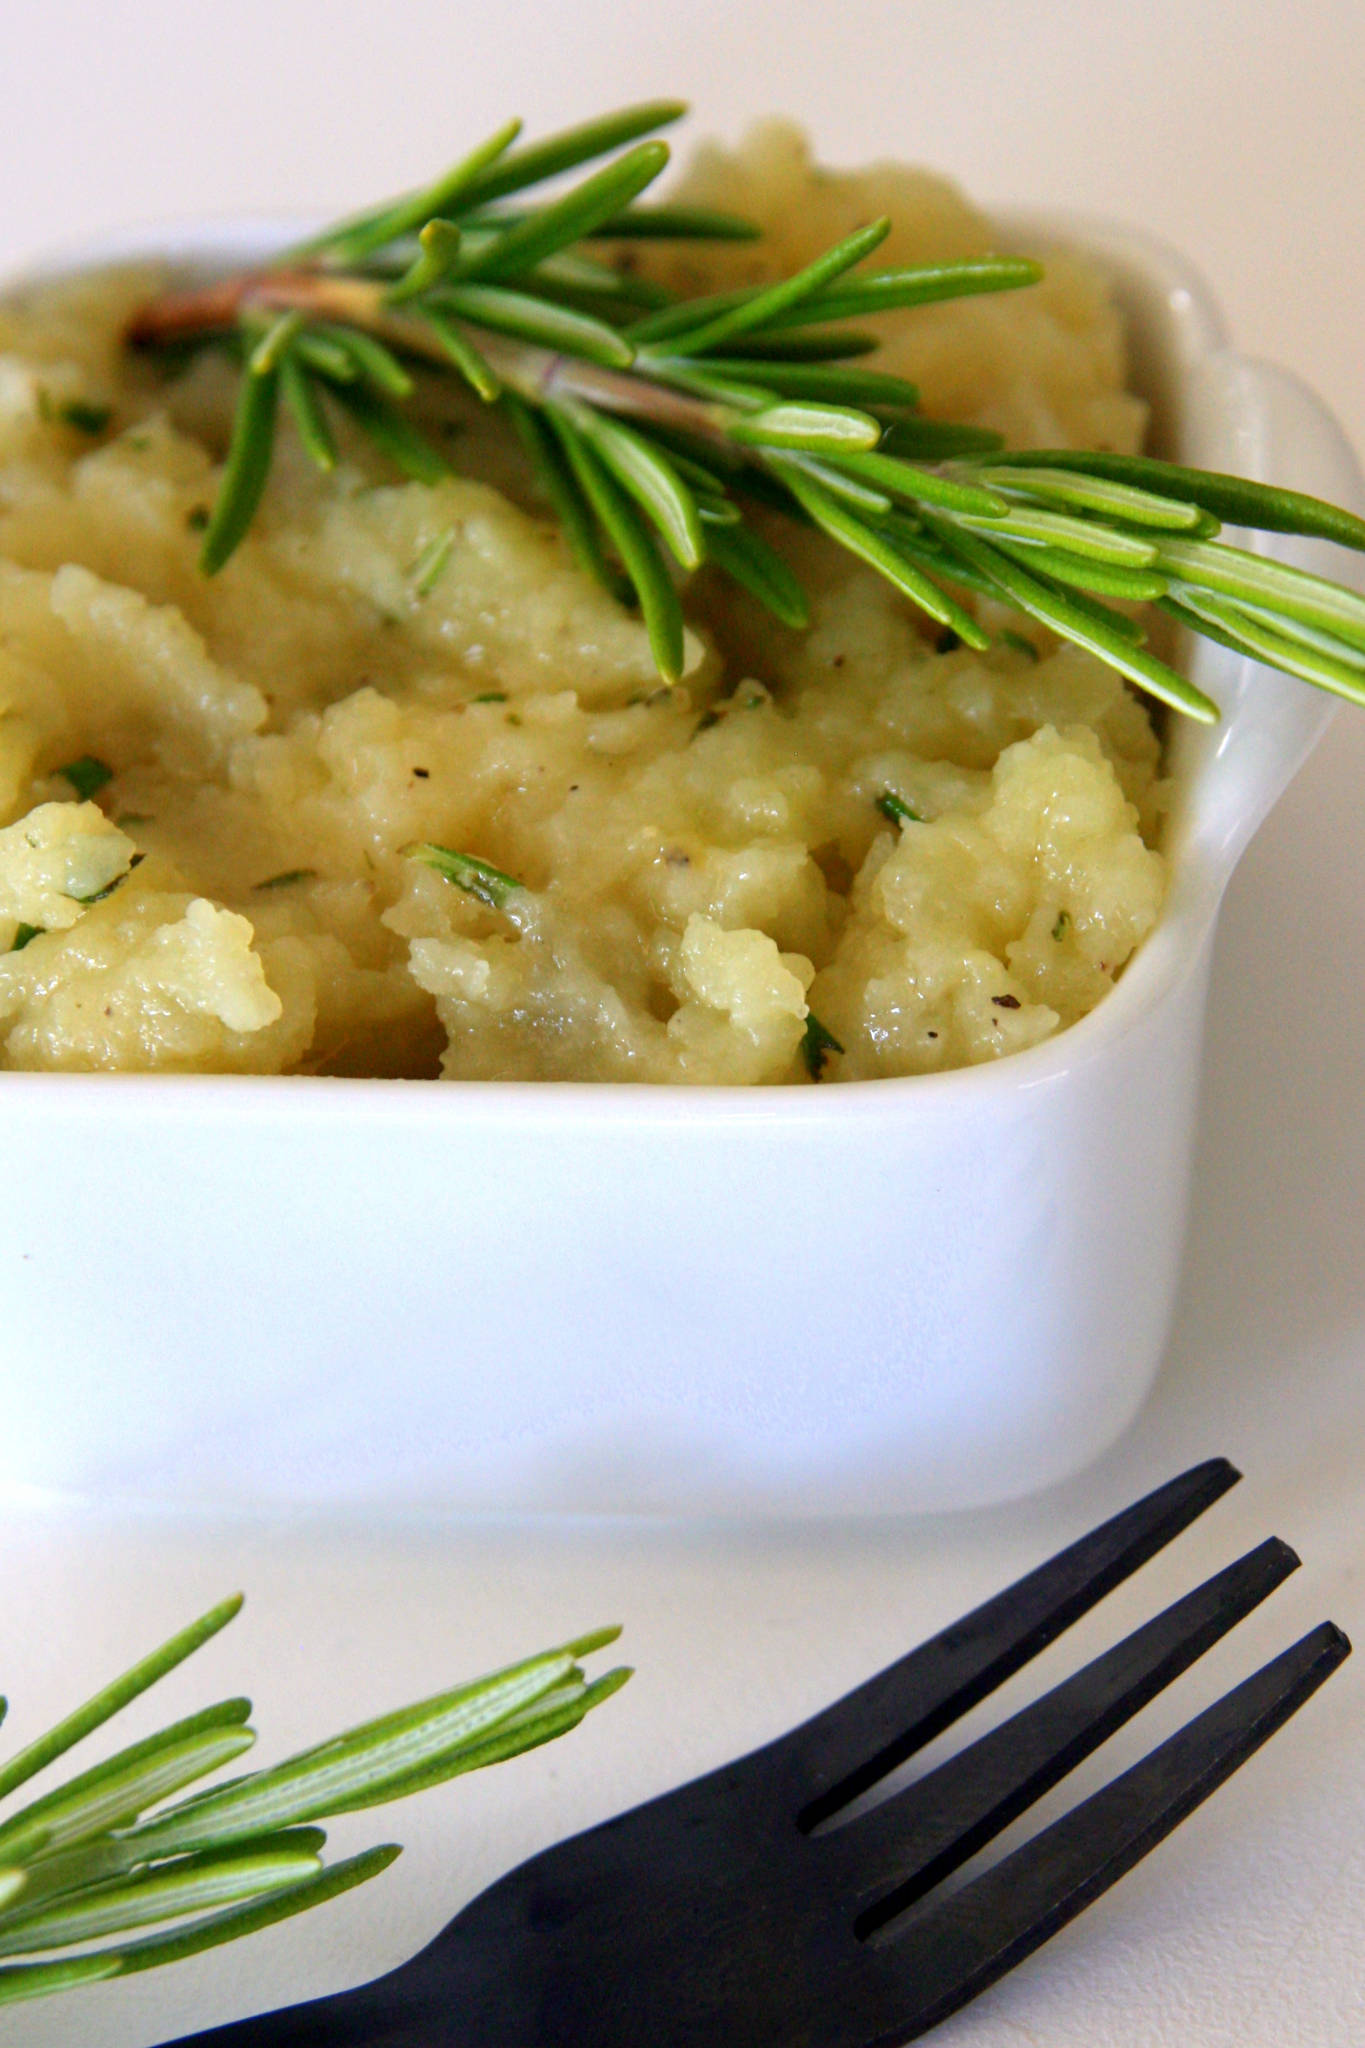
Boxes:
[0,126,1165,1081]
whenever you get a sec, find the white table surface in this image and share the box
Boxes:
[2,4,1363,2042]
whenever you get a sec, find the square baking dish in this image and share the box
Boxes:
[2,213,1361,1516]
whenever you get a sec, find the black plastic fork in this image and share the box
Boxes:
[163,1460,1349,2048]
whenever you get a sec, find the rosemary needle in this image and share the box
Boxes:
[125,102,1365,723]
[0,1602,627,2008]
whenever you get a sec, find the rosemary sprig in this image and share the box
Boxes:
[125,103,1365,720]
[0,1599,626,2007]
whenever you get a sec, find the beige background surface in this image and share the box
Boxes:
[1,4,1363,2043]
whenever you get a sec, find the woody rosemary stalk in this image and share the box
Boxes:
[127,101,1365,721]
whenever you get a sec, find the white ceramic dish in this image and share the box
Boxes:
[1,215,1361,1518]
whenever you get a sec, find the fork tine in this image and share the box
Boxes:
[829,1536,1298,1933]
[855,1621,1350,2046]
[782,1459,1240,1825]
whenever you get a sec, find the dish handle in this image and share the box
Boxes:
[1173,353,1365,879]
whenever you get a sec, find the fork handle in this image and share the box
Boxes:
[159,1977,411,2046]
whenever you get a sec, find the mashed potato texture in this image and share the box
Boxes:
[0,127,1166,1081]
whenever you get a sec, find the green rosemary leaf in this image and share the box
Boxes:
[0,1844,323,1957]
[593,204,760,241]
[7,925,42,952]
[0,1953,121,2009]
[456,142,671,284]
[762,256,1043,328]
[200,365,280,574]
[802,1012,844,1080]
[514,248,671,313]
[700,359,920,410]
[1164,588,1365,707]
[280,354,337,471]
[299,119,524,264]
[1194,584,1365,667]
[665,219,891,356]
[704,519,810,629]
[990,450,1365,553]
[983,537,1171,604]
[439,282,634,367]
[716,331,880,362]
[834,451,1010,518]
[877,789,923,825]
[57,754,113,801]
[776,453,892,515]
[319,1669,632,1815]
[631,353,770,410]
[999,628,1040,660]
[958,503,1160,565]
[420,308,502,401]
[403,842,523,912]
[125,1645,585,1855]
[728,401,882,453]
[247,311,304,377]
[504,393,618,594]
[940,519,1218,721]
[554,418,686,680]
[878,418,1006,459]
[1152,536,1365,654]
[316,324,414,399]
[0,1597,242,1806]
[294,330,362,383]
[0,1875,22,1912]
[780,465,988,649]
[386,219,464,306]
[0,1725,256,1865]
[460,102,687,209]
[330,382,448,485]
[975,463,1217,533]
[107,1845,402,1979]
[559,1624,624,1659]
[928,515,1149,642]
[410,526,457,597]
[565,406,705,569]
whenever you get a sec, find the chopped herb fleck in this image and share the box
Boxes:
[1052,909,1071,940]
[411,525,457,598]
[1000,628,1040,661]
[73,851,143,905]
[506,712,523,726]
[472,691,508,704]
[186,505,211,532]
[254,868,317,890]
[58,398,113,436]
[58,755,114,801]
[877,789,922,827]
[404,841,522,912]
[935,627,962,654]
[412,766,430,779]
[115,812,153,829]
[802,1011,844,1081]
[992,992,1022,1010]
[9,923,43,952]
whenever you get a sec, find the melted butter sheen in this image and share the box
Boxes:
[0,127,1164,1081]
